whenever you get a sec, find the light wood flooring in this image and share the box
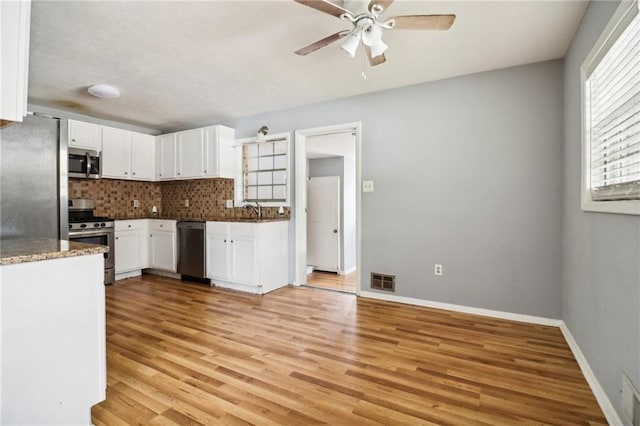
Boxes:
[306,270,356,293]
[92,274,607,425]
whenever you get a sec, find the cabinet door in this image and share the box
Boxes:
[69,120,101,151]
[157,135,176,180]
[101,126,131,178]
[115,230,143,273]
[1,0,30,122]
[230,235,257,285]
[206,232,230,280]
[131,133,155,180]
[177,129,203,178]
[150,231,176,272]
[203,127,219,177]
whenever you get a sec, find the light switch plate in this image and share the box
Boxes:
[363,180,374,192]
[226,199,233,208]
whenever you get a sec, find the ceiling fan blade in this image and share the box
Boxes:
[295,32,344,56]
[367,0,394,14]
[294,0,350,19]
[365,47,386,66]
[388,14,456,30]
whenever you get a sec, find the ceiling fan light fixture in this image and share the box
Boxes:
[87,84,120,98]
[370,39,388,58]
[361,24,382,47]
[340,33,361,58]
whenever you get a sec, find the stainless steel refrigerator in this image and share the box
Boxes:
[0,114,68,240]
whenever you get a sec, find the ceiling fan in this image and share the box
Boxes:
[293,0,456,67]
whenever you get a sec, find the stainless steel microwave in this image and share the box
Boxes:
[68,148,101,179]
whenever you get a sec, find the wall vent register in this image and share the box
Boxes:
[371,272,395,292]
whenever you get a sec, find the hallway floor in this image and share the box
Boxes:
[306,270,357,293]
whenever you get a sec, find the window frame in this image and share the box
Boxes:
[581,0,640,215]
[234,132,292,208]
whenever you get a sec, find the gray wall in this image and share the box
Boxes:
[562,0,640,419]
[221,60,565,318]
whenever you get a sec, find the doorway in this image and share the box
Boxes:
[294,123,360,294]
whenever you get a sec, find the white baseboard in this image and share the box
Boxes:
[559,322,623,426]
[115,270,141,281]
[359,291,562,326]
[144,269,180,279]
[338,266,356,276]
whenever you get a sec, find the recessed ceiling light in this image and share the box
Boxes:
[88,84,120,98]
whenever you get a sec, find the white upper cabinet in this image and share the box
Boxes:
[1,0,30,123]
[130,133,155,180]
[66,120,237,182]
[158,125,236,180]
[68,120,101,151]
[101,126,131,179]
[102,126,155,181]
[177,129,203,179]
[204,125,236,178]
[156,134,176,180]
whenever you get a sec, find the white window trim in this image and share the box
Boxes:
[580,0,640,215]
[234,132,292,208]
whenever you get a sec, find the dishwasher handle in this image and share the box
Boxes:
[177,221,206,230]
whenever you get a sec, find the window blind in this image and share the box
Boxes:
[587,9,640,201]
[242,138,288,202]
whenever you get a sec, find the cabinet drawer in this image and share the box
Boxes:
[149,220,176,232]
[206,221,228,235]
[229,222,257,237]
[115,220,145,231]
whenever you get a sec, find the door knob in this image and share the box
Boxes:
[333,229,338,234]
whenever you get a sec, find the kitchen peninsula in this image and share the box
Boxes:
[0,239,107,425]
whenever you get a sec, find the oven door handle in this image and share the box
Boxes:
[69,230,112,238]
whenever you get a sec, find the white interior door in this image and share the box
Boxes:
[307,176,340,272]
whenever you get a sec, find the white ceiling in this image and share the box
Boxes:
[28,0,587,133]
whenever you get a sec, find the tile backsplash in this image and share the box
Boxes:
[69,179,161,219]
[69,178,290,220]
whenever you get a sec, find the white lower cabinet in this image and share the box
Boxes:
[149,220,177,272]
[206,221,288,294]
[115,220,148,274]
[114,219,176,279]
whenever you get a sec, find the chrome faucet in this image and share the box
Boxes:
[244,201,262,219]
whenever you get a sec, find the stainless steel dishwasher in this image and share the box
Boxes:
[177,221,209,283]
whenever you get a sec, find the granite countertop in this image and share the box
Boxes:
[0,239,109,266]
[113,215,289,223]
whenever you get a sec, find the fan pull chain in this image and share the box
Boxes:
[361,46,367,80]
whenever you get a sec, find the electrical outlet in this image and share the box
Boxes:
[226,199,233,208]
[133,200,139,208]
[363,180,374,192]
[184,199,189,207]
[434,264,443,276]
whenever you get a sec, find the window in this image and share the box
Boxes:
[582,1,640,214]
[236,133,290,206]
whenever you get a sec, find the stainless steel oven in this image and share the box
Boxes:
[68,226,115,284]
[68,147,101,179]
[68,198,115,284]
